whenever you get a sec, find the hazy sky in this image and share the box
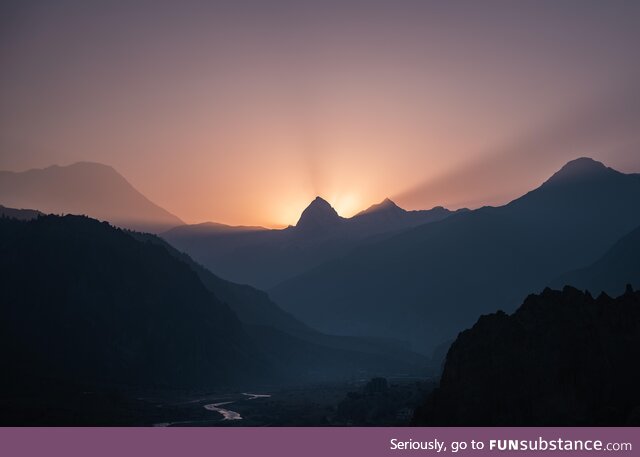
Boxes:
[2,0,640,227]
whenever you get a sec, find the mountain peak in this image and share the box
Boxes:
[379,197,399,208]
[311,195,331,206]
[560,157,606,172]
[0,161,184,233]
[295,196,343,230]
[545,157,610,185]
[355,198,405,217]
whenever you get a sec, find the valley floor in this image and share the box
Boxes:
[0,378,435,427]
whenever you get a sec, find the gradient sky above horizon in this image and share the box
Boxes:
[2,1,640,227]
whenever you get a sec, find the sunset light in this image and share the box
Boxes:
[1,0,640,445]
[2,2,639,228]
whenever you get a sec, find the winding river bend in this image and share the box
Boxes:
[203,402,242,420]
[153,392,271,426]
[203,393,271,421]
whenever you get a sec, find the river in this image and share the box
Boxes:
[153,392,271,426]
[203,401,242,420]
[203,393,272,421]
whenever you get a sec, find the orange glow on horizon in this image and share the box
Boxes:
[2,2,640,229]
[258,191,364,229]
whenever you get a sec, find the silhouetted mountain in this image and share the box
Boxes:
[351,199,462,236]
[356,197,403,216]
[295,196,345,233]
[413,287,640,425]
[163,198,462,289]
[271,158,640,352]
[0,162,184,233]
[552,224,640,296]
[0,204,42,220]
[132,232,430,374]
[543,156,611,184]
[0,215,271,392]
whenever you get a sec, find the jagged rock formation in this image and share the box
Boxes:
[413,286,640,425]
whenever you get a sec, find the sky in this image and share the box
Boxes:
[1,0,640,227]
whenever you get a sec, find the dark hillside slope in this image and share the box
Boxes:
[0,215,270,391]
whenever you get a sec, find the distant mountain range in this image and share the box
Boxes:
[4,156,639,359]
[0,162,184,233]
[413,286,640,425]
[163,196,466,289]
[2,156,640,426]
[270,158,640,352]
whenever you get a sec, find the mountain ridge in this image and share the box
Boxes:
[163,197,464,289]
[0,214,271,390]
[0,162,184,233]
[355,198,404,217]
[271,157,640,352]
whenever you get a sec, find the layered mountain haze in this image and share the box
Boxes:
[351,199,458,236]
[271,158,640,352]
[552,224,640,297]
[163,196,465,289]
[5,157,637,357]
[131,231,430,375]
[4,0,640,429]
[2,156,639,426]
[0,162,184,233]
[174,221,267,235]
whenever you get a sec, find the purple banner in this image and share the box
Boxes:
[0,427,636,457]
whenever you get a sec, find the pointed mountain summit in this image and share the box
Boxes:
[543,157,613,186]
[356,198,406,217]
[165,194,462,289]
[509,156,632,212]
[295,196,344,231]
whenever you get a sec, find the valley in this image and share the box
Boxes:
[1,157,639,426]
